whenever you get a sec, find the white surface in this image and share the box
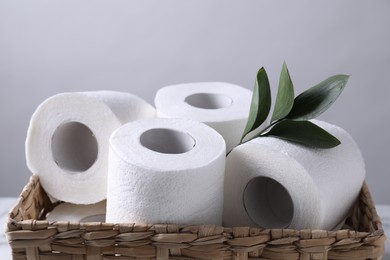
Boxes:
[106,118,226,225]
[1,198,388,259]
[224,120,366,230]
[155,82,253,152]
[379,205,390,260]
[1,198,15,260]
[26,91,155,204]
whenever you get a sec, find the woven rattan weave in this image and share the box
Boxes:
[6,175,386,259]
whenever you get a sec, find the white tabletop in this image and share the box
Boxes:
[1,198,389,260]
[1,198,15,260]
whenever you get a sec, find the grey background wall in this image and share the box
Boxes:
[0,0,389,203]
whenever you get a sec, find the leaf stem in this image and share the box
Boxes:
[239,119,283,145]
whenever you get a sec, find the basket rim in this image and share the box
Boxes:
[5,175,387,260]
[5,175,385,236]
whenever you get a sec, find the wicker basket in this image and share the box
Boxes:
[5,175,386,260]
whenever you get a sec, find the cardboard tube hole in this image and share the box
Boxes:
[51,122,98,172]
[244,177,294,228]
[185,93,232,109]
[140,128,195,154]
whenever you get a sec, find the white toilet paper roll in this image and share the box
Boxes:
[223,120,365,230]
[26,91,156,204]
[154,82,253,152]
[46,201,106,222]
[107,118,226,225]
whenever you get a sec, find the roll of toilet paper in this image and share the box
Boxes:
[46,200,106,222]
[155,82,255,152]
[26,91,156,204]
[223,120,365,230]
[107,118,226,225]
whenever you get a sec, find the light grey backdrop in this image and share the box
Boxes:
[0,0,389,203]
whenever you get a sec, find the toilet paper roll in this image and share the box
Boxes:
[46,201,106,222]
[223,120,365,230]
[154,82,254,152]
[26,91,156,204]
[107,118,226,225]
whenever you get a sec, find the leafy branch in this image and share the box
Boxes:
[240,62,349,148]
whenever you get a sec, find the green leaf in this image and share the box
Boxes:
[271,62,295,123]
[287,74,350,120]
[241,67,271,142]
[264,120,341,148]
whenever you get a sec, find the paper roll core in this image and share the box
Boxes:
[244,177,294,228]
[184,93,233,109]
[140,128,196,154]
[51,121,98,172]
